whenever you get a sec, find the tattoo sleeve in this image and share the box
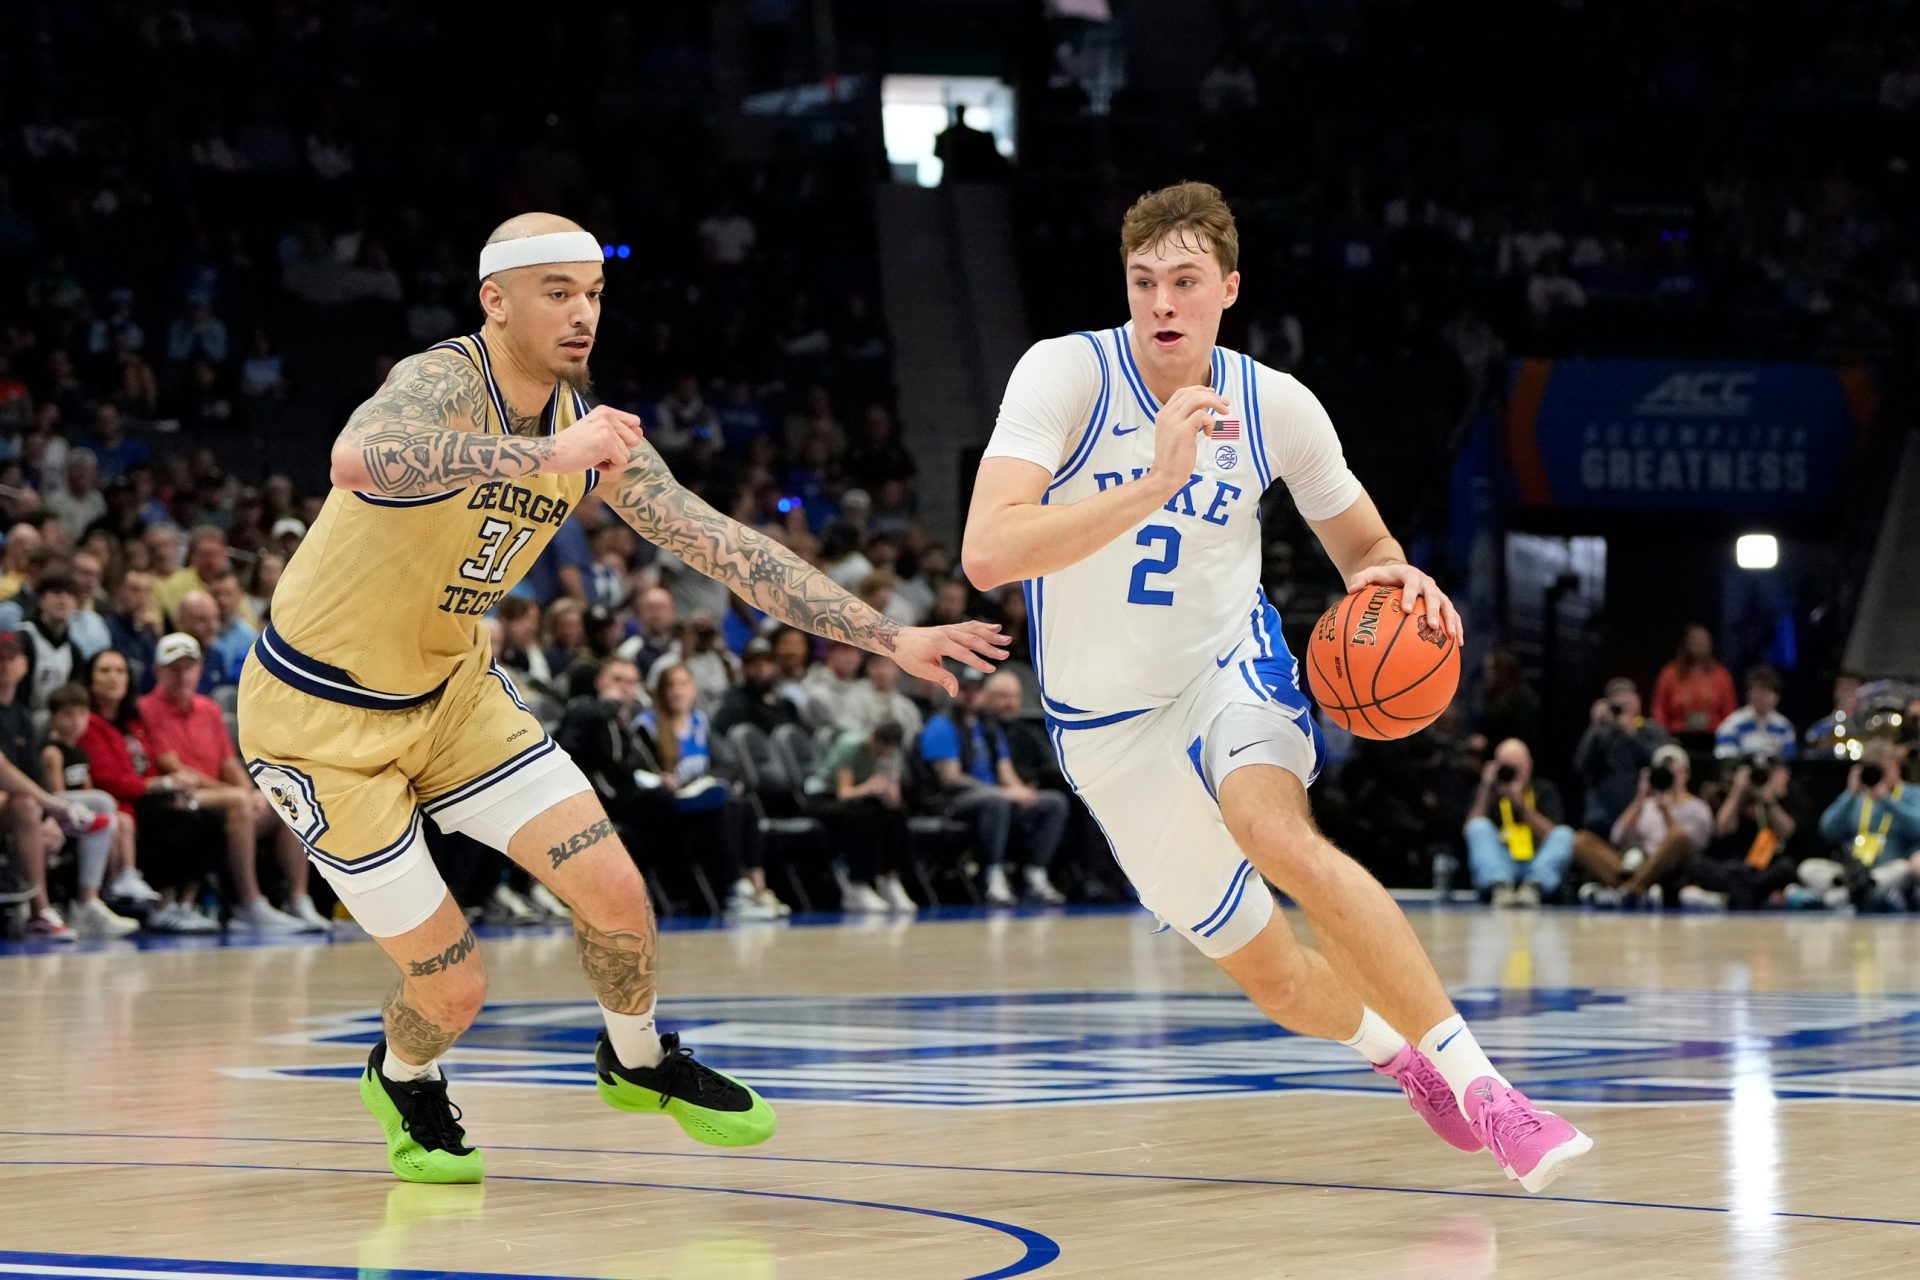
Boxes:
[337,349,557,496]
[575,912,658,1016]
[383,984,461,1064]
[604,441,903,654]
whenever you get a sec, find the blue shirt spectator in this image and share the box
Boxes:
[920,710,1007,785]
[716,380,775,450]
[84,405,151,482]
[209,615,256,688]
[514,518,593,605]
[1713,665,1796,761]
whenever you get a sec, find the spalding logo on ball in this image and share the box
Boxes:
[1305,584,1460,740]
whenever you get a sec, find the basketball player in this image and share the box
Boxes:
[240,213,1007,1183]
[962,183,1590,1192]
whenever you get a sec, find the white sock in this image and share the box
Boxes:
[75,828,112,893]
[1341,1007,1407,1066]
[1418,1014,1508,1106]
[380,1045,441,1083]
[601,1001,664,1069]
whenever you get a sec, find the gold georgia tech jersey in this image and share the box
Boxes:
[260,332,599,706]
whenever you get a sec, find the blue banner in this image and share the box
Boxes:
[1504,359,1875,511]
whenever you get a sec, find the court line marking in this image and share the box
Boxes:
[0,1159,1058,1280]
[4,1129,1919,1232]
[0,1249,589,1280]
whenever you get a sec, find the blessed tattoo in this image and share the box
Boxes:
[549,818,614,870]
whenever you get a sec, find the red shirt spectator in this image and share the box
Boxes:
[78,708,160,818]
[1652,625,1738,737]
[139,681,232,777]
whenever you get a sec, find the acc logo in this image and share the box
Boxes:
[245,762,328,847]
[1635,370,1754,417]
[1214,444,1239,470]
[236,986,1920,1109]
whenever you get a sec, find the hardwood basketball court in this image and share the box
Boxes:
[3,903,1918,1279]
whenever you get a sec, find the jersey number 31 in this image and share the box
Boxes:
[460,517,535,584]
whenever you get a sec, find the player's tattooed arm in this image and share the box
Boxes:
[605,440,905,655]
[329,349,559,496]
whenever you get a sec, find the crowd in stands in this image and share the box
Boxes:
[1376,624,1920,915]
[3,4,1917,940]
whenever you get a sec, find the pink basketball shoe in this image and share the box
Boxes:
[1463,1077,1593,1192]
[1374,1044,1482,1152]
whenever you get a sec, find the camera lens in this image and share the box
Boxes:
[1494,763,1518,784]
[1860,763,1886,789]
[1648,765,1675,792]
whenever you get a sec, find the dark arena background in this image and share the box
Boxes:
[1,2,1918,1278]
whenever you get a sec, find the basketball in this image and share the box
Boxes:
[1306,585,1461,739]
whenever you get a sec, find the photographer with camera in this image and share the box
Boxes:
[1809,742,1920,911]
[1573,677,1672,832]
[1697,758,1802,910]
[1571,744,1712,908]
[1464,738,1572,907]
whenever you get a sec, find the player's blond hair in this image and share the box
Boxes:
[1120,181,1239,276]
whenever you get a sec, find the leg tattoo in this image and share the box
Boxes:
[383,984,460,1064]
[549,818,614,871]
[575,909,658,1015]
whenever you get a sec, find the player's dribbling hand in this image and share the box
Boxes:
[1150,386,1230,495]
[888,621,1012,697]
[1345,561,1464,644]
[548,405,646,474]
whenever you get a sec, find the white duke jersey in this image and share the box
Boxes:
[983,323,1362,722]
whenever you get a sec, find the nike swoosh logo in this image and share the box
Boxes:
[1228,741,1270,758]
[1112,423,1139,436]
[1215,642,1242,667]
[1436,1028,1464,1053]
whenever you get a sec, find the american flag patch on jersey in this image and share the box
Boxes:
[1210,418,1241,439]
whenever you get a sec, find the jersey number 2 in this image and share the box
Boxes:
[460,518,534,584]
[1126,524,1181,606]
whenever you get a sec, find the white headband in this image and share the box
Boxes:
[477,231,603,281]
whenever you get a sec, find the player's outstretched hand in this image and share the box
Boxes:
[1150,385,1229,494]
[1346,562,1464,644]
[547,405,645,474]
[889,620,1012,697]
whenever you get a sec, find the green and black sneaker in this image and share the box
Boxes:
[358,1039,486,1184]
[595,1031,777,1147]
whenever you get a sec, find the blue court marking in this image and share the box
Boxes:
[0,1248,596,1279]
[0,904,1146,958]
[4,1136,1917,1236]
[0,1159,1060,1280]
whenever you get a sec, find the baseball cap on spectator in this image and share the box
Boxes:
[1651,743,1690,771]
[743,637,774,659]
[156,632,202,666]
[272,517,307,540]
[0,632,21,659]
[956,665,987,687]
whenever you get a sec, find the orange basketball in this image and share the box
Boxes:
[1305,585,1461,740]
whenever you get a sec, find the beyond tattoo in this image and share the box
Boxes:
[383,985,460,1064]
[549,818,614,870]
[607,441,903,652]
[341,349,554,496]
[408,928,477,978]
[575,913,657,1015]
